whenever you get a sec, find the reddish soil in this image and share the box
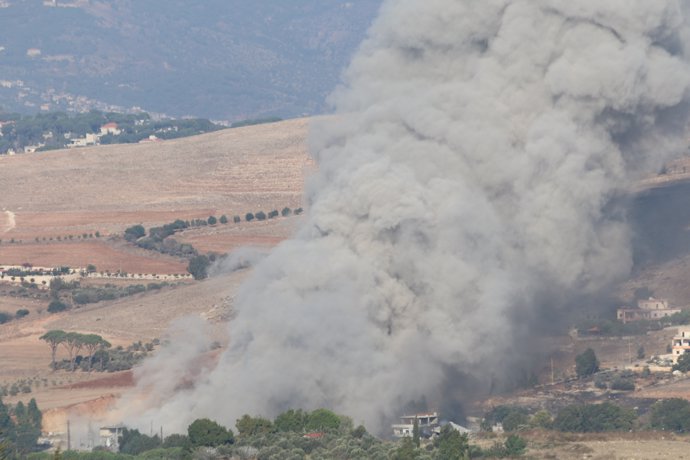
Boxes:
[60,371,134,390]
[0,240,187,274]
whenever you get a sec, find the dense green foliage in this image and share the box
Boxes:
[124,225,146,242]
[575,348,599,378]
[0,110,221,154]
[235,415,273,437]
[187,418,234,448]
[40,330,154,372]
[0,397,43,457]
[187,255,211,280]
[553,402,635,433]
[650,398,690,432]
[434,425,469,459]
[118,429,161,455]
[0,311,11,324]
[47,300,68,313]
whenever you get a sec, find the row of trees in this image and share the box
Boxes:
[245,207,303,222]
[121,206,305,281]
[39,330,111,372]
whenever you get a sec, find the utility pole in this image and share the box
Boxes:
[67,419,71,451]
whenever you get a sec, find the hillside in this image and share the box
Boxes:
[0,118,312,427]
[0,117,311,271]
[0,0,382,120]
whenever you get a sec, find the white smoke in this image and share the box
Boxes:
[120,0,690,433]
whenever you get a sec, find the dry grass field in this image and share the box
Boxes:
[0,119,310,433]
[0,118,311,270]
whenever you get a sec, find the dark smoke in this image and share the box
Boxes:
[118,0,690,433]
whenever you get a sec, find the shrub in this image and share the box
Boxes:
[673,352,690,372]
[233,215,241,223]
[575,348,599,378]
[219,215,228,224]
[47,300,68,313]
[208,216,217,225]
[255,211,267,221]
[15,309,30,319]
[502,411,530,432]
[245,213,255,222]
[504,434,527,456]
[610,377,635,391]
[188,255,211,280]
[281,207,292,217]
[0,311,12,324]
[268,210,279,219]
[305,409,341,432]
[188,418,234,447]
[124,225,146,241]
[553,402,635,432]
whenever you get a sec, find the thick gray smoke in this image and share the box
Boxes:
[121,0,690,432]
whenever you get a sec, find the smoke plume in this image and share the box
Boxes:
[121,0,690,432]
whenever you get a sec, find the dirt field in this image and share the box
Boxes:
[0,119,311,433]
[0,118,311,215]
[467,430,690,459]
[175,216,298,253]
[0,240,187,274]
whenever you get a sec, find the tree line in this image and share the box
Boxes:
[39,330,111,372]
[38,331,159,373]
[123,206,305,280]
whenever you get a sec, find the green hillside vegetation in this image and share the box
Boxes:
[0,110,221,154]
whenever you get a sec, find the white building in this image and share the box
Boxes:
[99,425,125,450]
[672,329,690,362]
[100,122,121,136]
[617,297,681,324]
[392,412,439,438]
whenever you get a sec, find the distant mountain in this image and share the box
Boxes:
[0,0,382,121]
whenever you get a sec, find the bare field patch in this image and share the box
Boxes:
[0,240,187,274]
[176,217,299,253]
[0,118,310,215]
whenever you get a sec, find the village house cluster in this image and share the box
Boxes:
[616,297,681,324]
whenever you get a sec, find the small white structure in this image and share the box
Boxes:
[392,412,439,438]
[99,424,125,450]
[672,329,690,362]
[69,132,99,148]
[100,122,121,136]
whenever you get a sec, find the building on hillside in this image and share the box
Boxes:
[672,329,690,362]
[100,122,121,136]
[99,424,125,450]
[69,132,99,148]
[138,134,161,143]
[616,297,681,324]
[392,412,439,438]
[24,143,44,153]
